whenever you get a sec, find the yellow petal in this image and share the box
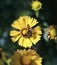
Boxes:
[27,17,33,25]
[55,37,57,40]
[18,37,32,48]
[10,30,20,36]
[11,35,21,42]
[18,37,24,46]
[34,61,42,65]
[34,58,42,65]
[28,17,38,27]
[50,36,54,39]
[48,35,51,38]
[19,49,26,56]
[31,56,37,60]
[18,16,27,29]
[34,26,42,34]
[18,50,25,56]
[30,35,41,44]
[11,20,21,30]
[37,57,42,62]
[23,38,32,48]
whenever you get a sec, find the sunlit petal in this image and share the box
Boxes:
[34,26,42,34]
[19,37,32,48]
[28,18,38,27]
[10,30,20,36]
[30,35,41,44]
[11,20,21,30]
[11,35,21,42]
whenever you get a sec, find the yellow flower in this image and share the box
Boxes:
[48,25,57,40]
[10,16,42,48]
[10,49,42,65]
[31,0,42,11]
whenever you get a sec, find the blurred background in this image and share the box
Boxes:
[0,0,57,65]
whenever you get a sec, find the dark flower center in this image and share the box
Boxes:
[21,28,32,38]
[21,25,36,38]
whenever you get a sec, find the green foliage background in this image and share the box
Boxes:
[0,0,57,65]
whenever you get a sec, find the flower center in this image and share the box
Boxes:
[21,55,32,65]
[50,28,57,36]
[21,25,33,38]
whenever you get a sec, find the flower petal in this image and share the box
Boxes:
[18,37,24,46]
[11,20,21,30]
[18,37,32,48]
[34,26,42,34]
[18,16,27,29]
[34,57,42,65]
[11,35,21,42]
[31,56,37,60]
[10,30,20,36]
[27,17,38,27]
[30,35,41,44]
[23,38,32,48]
